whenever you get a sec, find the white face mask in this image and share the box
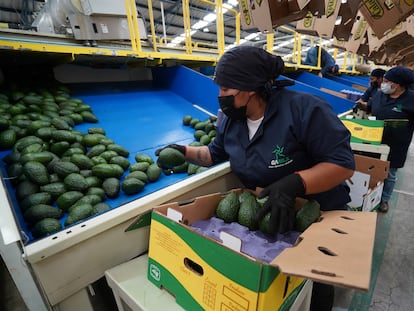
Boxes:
[381,82,396,94]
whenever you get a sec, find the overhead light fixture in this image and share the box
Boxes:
[274,38,294,49]
[227,0,239,7]
[192,20,208,30]
[245,33,259,40]
[203,13,216,22]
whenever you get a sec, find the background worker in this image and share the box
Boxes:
[156,46,355,311]
[353,68,386,118]
[366,66,414,213]
[303,45,339,77]
[355,68,386,108]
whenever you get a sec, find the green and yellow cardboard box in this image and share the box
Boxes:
[341,118,384,145]
[146,189,377,311]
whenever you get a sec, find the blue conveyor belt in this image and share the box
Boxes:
[1,82,218,243]
[72,86,216,203]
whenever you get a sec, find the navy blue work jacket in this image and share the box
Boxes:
[368,89,414,168]
[361,85,379,102]
[209,88,355,211]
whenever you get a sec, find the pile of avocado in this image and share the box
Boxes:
[215,191,321,235]
[0,85,162,239]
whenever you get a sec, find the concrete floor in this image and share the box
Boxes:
[333,141,414,311]
[2,142,414,311]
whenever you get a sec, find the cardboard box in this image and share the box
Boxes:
[343,11,369,54]
[239,0,309,32]
[295,0,342,38]
[147,190,377,311]
[359,0,414,39]
[341,118,384,145]
[347,154,389,211]
[306,0,326,17]
[367,26,386,53]
[333,0,361,40]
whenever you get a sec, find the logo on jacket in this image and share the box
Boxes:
[269,145,292,168]
[392,104,403,113]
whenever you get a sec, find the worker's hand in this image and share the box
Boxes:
[154,144,186,157]
[352,102,365,113]
[255,173,306,234]
[155,144,186,170]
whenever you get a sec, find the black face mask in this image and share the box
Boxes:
[218,94,247,121]
[370,81,379,88]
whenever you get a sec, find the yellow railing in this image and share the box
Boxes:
[0,0,366,73]
[269,26,364,75]
[0,0,240,65]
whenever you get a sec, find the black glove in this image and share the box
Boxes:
[352,102,362,113]
[255,173,306,234]
[154,144,186,157]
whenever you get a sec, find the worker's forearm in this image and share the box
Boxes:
[297,162,354,195]
[185,146,214,167]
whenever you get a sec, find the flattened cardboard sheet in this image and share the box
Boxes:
[272,210,377,291]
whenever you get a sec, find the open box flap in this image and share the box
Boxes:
[355,154,389,188]
[271,210,377,291]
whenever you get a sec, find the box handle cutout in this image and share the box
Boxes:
[184,257,204,276]
[160,285,177,299]
[178,198,195,206]
[331,228,348,234]
[311,269,337,277]
[340,215,355,220]
[318,246,337,257]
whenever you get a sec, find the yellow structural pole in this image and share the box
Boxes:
[181,0,192,54]
[124,0,137,52]
[317,38,322,68]
[130,0,142,53]
[296,33,302,65]
[146,0,158,52]
[216,0,225,55]
[266,33,274,54]
[234,12,240,47]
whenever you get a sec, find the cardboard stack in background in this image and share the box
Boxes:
[295,0,342,38]
[146,189,377,311]
[343,11,369,54]
[333,0,361,41]
[239,0,310,33]
[238,0,414,67]
[239,0,337,34]
[386,16,414,65]
[359,1,414,39]
[347,154,389,212]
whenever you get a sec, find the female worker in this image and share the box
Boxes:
[367,66,414,213]
[157,46,355,310]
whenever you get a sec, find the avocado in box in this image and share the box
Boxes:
[147,189,377,311]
